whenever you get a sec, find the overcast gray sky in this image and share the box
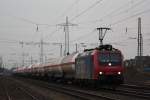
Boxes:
[0,0,150,68]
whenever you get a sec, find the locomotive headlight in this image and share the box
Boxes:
[108,63,111,66]
[118,72,121,75]
[99,72,103,75]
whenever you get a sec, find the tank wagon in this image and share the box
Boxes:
[13,44,124,86]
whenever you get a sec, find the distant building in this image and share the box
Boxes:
[124,56,150,68]
[0,57,2,68]
[0,57,3,72]
[135,56,150,68]
[124,59,136,67]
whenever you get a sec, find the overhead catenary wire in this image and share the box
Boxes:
[11,0,145,45]
[66,0,107,44]
[1,0,150,60]
[70,7,150,45]
[78,0,148,25]
[43,27,62,40]
[71,0,103,21]
[56,0,149,45]
[43,0,81,40]
[9,15,56,27]
[0,38,19,43]
[110,0,148,17]
[65,0,127,44]
[110,8,150,26]
[54,0,81,23]
[44,0,80,40]
[106,0,148,20]
[70,29,96,43]
[66,0,149,45]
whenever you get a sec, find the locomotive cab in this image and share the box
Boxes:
[75,44,124,85]
[94,45,124,84]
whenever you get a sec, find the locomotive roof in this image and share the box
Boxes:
[78,44,121,57]
[84,44,121,52]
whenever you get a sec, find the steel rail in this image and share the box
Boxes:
[114,89,150,99]
[120,84,150,91]
[45,84,117,100]
[2,76,42,100]
[14,76,150,100]
[17,78,118,100]
[17,87,40,100]
[0,77,11,100]
[101,85,150,99]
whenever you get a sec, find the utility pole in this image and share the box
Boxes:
[137,17,143,57]
[60,44,62,57]
[30,56,33,65]
[40,38,44,64]
[52,43,63,57]
[19,41,25,66]
[58,16,77,56]
[75,43,78,53]
[25,40,48,64]
[97,27,110,45]
[45,55,47,63]
[0,56,2,70]
[21,40,63,63]
[36,24,44,64]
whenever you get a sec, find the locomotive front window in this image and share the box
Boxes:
[110,53,121,65]
[99,53,109,63]
[110,54,120,62]
[99,53,121,66]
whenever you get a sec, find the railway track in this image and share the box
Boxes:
[9,78,150,100]
[14,76,149,100]
[99,84,150,100]
[0,76,46,100]
[120,84,150,92]
[0,78,11,100]
[44,83,150,100]
[103,88,150,100]
[41,83,117,100]
[116,84,150,99]
[20,76,150,100]
[16,87,40,100]
[14,77,119,100]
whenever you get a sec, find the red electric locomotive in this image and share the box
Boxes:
[13,44,124,87]
[75,44,124,85]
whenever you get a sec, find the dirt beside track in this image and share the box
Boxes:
[0,76,82,100]
[124,67,150,85]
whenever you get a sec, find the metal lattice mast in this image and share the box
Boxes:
[137,17,143,57]
[58,16,77,56]
[66,16,69,55]
[36,25,44,64]
[19,41,25,66]
[40,37,44,64]
[0,56,2,68]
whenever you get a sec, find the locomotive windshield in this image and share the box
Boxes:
[99,53,121,66]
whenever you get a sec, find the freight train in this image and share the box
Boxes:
[13,44,124,86]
